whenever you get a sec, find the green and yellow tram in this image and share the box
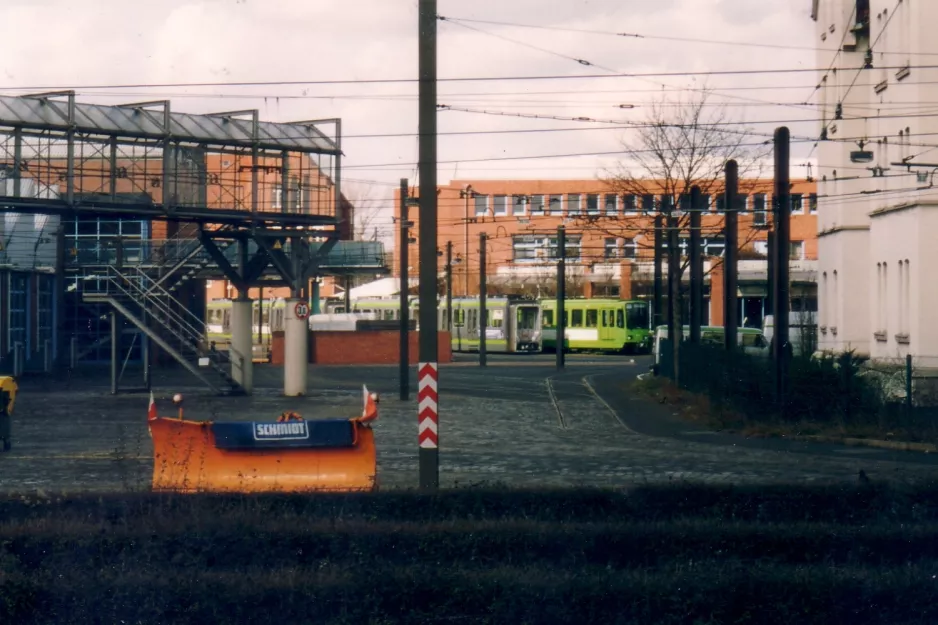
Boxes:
[540,298,652,354]
[446,296,542,353]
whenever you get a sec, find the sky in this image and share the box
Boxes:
[0,0,821,244]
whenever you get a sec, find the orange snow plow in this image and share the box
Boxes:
[147,387,379,493]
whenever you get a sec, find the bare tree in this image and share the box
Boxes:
[343,181,389,242]
[584,87,771,381]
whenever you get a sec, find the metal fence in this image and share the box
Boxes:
[659,340,938,435]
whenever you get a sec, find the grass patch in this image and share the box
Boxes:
[3,485,938,623]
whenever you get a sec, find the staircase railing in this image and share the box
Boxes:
[100,266,246,373]
[143,224,236,292]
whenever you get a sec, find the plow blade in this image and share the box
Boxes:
[149,417,377,493]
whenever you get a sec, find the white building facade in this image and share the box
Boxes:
[813,0,938,366]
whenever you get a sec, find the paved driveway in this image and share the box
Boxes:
[1,355,937,494]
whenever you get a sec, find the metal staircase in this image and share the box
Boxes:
[68,226,236,366]
[141,226,236,294]
[81,266,246,395]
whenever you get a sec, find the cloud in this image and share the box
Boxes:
[0,0,818,236]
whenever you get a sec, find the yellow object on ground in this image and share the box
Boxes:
[0,376,17,452]
[147,386,379,493]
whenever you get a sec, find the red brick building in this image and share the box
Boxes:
[395,178,819,327]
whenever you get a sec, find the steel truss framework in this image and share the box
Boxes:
[0,91,367,297]
[0,91,343,229]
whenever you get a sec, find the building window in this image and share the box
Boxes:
[530,194,545,215]
[567,194,581,215]
[809,193,818,214]
[511,195,527,216]
[703,237,726,257]
[623,238,637,258]
[493,195,508,216]
[586,194,600,215]
[605,193,619,215]
[548,194,562,215]
[701,194,711,212]
[511,235,540,263]
[512,235,581,262]
[660,237,689,257]
[715,196,725,214]
[902,258,912,336]
[753,193,767,225]
[8,273,27,352]
[37,275,54,351]
[679,194,692,212]
[641,194,655,215]
[790,240,805,260]
[876,262,883,332]
[474,195,488,216]
[621,194,636,215]
[791,193,804,214]
[604,238,619,259]
[738,194,749,213]
[833,270,839,331]
[551,234,581,259]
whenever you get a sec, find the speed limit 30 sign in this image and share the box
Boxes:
[294,301,310,319]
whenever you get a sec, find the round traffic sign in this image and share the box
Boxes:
[294,301,310,319]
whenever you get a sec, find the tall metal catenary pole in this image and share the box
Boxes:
[556,225,566,370]
[667,200,681,383]
[689,186,703,345]
[399,179,410,401]
[417,0,439,489]
[479,232,487,367]
[724,160,739,352]
[445,241,453,332]
[773,127,791,410]
[653,213,664,328]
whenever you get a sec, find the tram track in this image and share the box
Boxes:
[546,377,567,430]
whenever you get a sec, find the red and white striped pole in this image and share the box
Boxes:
[418,362,439,482]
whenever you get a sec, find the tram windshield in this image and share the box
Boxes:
[516,306,539,329]
[626,302,650,330]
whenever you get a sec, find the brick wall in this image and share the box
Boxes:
[271,331,453,365]
[710,261,725,326]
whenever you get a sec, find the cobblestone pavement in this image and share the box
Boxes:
[2,358,938,494]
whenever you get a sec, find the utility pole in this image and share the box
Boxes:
[556,225,566,370]
[399,178,410,401]
[689,186,702,344]
[724,160,739,352]
[773,127,791,411]
[653,213,663,328]
[766,229,775,326]
[667,198,681,383]
[459,185,475,296]
[445,241,453,332]
[417,0,439,490]
[479,232,487,367]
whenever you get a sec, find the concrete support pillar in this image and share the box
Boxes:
[230,298,254,393]
[284,298,308,396]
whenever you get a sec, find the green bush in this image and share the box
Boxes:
[679,345,892,427]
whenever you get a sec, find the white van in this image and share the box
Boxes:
[762,314,818,358]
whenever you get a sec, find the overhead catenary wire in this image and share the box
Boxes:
[10,64,938,92]
[437,15,936,58]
